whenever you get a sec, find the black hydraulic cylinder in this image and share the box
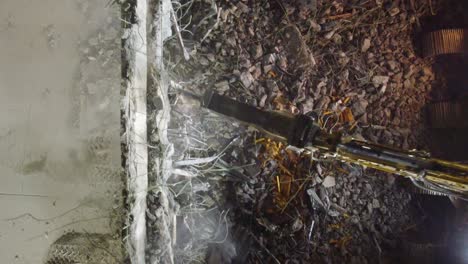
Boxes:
[202,90,318,148]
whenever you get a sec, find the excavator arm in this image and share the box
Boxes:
[200,90,468,198]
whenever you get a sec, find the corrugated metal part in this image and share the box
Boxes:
[423,29,468,57]
[411,183,448,196]
[427,100,468,128]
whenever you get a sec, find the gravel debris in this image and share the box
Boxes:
[148,0,442,262]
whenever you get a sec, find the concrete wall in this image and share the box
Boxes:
[0,0,122,262]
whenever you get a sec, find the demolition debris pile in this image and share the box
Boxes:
[147,0,441,263]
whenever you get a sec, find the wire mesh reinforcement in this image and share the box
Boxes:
[45,233,122,264]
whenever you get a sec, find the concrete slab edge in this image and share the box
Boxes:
[123,0,148,263]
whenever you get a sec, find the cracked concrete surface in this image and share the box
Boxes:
[0,0,122,263]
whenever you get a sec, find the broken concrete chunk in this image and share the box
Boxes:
[236,2,250,14]
[307,188,325,210]
[361,38,371,52]
[324,29,336,40]
[251,44,263,60]
[207,53,216,62]
[322,176,336,188]
[263,53,277,65]
[386,174,396,186]
[403,79,412,89]
[240,71,255,89]
[372,199,381,208]
[266,79,279,92]
[259,94,268,108]
[199,56,210,66]
[263,64,273,74]
[387,60,398,71]
[372,75,389,88]
[352,99,369,116]
[298,0,317,11]
[309,20,321,32]
[278,25,315,72]
[328,210,340,217]
[292,218,303,232]
[367,203,374,214]
[389,7,400,17]
[302,98,314,113]
[214,81,230,93]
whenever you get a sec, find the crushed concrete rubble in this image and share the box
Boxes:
[146,0,442,263]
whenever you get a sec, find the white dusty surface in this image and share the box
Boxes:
[124,0,148,262]
[0,0,121,263]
